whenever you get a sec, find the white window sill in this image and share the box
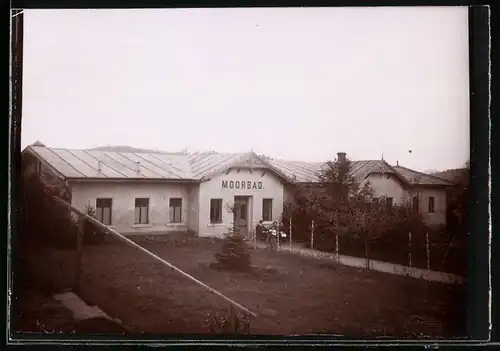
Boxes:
[207,223,226,227]
[132,224,153,228]
[166,222,186,227]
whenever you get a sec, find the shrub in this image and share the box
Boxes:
[82,204,107,245]
[205,308,251,334]
[213,227,252,271]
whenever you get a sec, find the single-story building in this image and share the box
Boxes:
[21,143,454,237]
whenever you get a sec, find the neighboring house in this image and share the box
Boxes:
[22,144,453,237]
[269,152,454,227]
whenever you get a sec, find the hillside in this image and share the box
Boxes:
[431,168,467,183]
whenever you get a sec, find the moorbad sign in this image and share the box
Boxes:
[222,180,263,190]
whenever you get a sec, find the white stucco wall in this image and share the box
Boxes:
[413,188,447,226]
[70,181,192,235]
[187,185,200,234]
[198,167,285,237]
[364,174,447,226]
[363,174,409,204]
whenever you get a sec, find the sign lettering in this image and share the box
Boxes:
[222,180,263,190]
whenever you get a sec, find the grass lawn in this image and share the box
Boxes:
[16,234,467,338]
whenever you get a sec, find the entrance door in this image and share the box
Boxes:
[233,196,249,237]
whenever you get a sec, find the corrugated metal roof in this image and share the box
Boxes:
[28,146,192,180]
[266,158,321,183]
[190,152,242,179]
[26,146,451,186]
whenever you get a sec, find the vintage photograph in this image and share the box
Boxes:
[13,7,470,339]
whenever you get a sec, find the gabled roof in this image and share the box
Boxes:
[23,145,452,187]
[187,151,242,179]
[187,151,294,182]
[348,160,411,186]
[393,165,455,186]
[266,158,324,183]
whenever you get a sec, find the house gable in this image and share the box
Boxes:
[199,152,293,184]
[362,173,408,203]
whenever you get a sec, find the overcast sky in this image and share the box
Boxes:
[21,7,470,172]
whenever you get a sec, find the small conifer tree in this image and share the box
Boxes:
[213,203,251,271]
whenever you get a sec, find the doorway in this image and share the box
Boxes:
[233,196,251,237]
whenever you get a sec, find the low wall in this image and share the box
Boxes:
[254,242,464,285]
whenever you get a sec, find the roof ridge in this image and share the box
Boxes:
[380,160,411,185]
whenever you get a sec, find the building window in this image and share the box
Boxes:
[412,196,419,214]
[262,199,273,222]
[210,199,223,224]
[385,197,393,212]
[96,198,112,225]
[135,198,149,224]
[428,196,435,213]
[169,198,182,223]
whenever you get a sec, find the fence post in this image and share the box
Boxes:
[441,235,455,268]
[336,232,339,263]
[278,221,281,251]
[310,220,315,250]
[426,232,430,270]
[408,231,412,268]
[289,216,292,250]
[74,217,84,293]
[365,232,370,270]
[230,305,237,333]
[253,228,256,250]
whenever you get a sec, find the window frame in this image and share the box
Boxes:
[428,196,435,214]
[262,198,273,222]
[134,198,150,224]
[210,198,223,224]
[96,198,113,225]
[169,198,183,223]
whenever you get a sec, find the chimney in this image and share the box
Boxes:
[97,161,102,173]
[337,152,347,163]
[396,161,399,166]
[136,162,140,173]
